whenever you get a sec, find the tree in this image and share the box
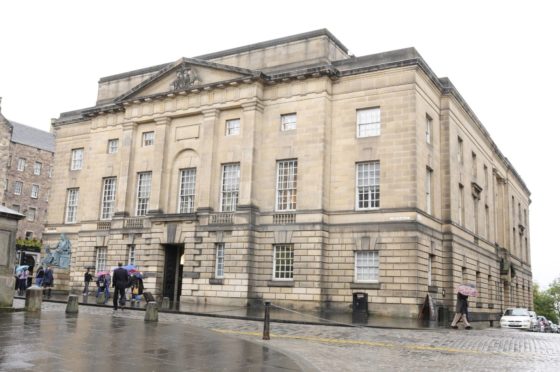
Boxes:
[547,278,560,323]
[533,284,559,323]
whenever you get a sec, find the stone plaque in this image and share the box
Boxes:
[175,124,200,140]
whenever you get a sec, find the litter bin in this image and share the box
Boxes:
[352,292,368,324]
[352,292,368,314]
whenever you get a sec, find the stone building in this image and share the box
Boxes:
[0,103,55,241]
[45,29,531,318]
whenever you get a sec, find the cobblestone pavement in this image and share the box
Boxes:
[13,300,560,371]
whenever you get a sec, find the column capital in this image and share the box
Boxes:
[242,100,264,113]
[154,116,172,126]
[202,108,220,119]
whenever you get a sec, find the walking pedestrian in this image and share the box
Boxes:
[112,262,129,312]
[42,266,54,299]
[35,266,45,287]
[17,269,29,296]
[83,269,93,296]
[450,292,472,329]
[96,274,110,304]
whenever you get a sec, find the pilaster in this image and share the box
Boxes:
[197,109,220,209]
[238,101,263,206]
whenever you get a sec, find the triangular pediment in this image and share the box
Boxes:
[116,58,259,102]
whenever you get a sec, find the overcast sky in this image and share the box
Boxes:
[1,0,558,287]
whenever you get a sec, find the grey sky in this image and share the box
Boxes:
[1,0,558,287]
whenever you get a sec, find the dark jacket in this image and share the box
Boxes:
[84,272,93,283]
[42,269,54,286]
[455,293,469,314]
[112,267,129,289]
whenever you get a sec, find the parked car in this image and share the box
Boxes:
[528,311,540,332]
[537,316,552,333]
[500,308,532,330]
[550,323,559,333]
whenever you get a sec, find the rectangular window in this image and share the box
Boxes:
[273,244,294,280]
[281,113,297,131]
[65,188,79,223]
[425,167,433,214]
[127,245,136,266]
[95,247,108,272]
[100,177,117,220]
[12,204,20,213]
[14,181,23,195]
[276,159,298,211]
[428,254,434,286]
[178,168,196,213]
[225,119,240,136]
[215,243,225,278]
[34,162,42,175]
[17,158,26,171]
[142,131,154,146]
[357,108,381,137]
[3,179,7,190]
[220,163,240,212]
[71,148,84,170]
[49,167,53,178]
[457,137,463,164]
[426,115,432,144]
[356,161,380,209]
[136,172,152,216]
[485,205,490,239]
[473,196,479,235]
[25,231,33,239]
[488,275,494,301]
[355,251,379,282]
[484,165,489,190]
[458,184,464,226]
[27,207,36,222]
[472,152,477,178]
[31,184,39,199]
[108,139,119,154]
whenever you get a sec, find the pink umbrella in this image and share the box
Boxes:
[457,284,478,297]
[96,270,109,277]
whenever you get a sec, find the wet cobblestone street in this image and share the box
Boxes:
[4,299,560,371]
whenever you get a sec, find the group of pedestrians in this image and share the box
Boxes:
[83,263,144,311]
[15,266,54,298]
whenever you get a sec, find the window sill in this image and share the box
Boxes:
[350,282,380,290]
[209,278,224,285]
[267,280,294,287]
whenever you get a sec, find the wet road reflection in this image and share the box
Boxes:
[0,311,303,371]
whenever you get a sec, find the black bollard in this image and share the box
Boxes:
[263,301,271,340]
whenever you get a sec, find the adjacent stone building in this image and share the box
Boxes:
[0,104,55,241]
[45,29,532,319]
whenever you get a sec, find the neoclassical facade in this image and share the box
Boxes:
[45,29,532,318]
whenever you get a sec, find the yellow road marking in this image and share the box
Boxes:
[212,329,518,356]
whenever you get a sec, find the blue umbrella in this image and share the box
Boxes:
[133,272,143,279]
[122,264,138,273]
[15,265,29,274]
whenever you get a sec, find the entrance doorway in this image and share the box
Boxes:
[162,244,184,302]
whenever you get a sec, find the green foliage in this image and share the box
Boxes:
[548,278,560,323]
[533,283,559,323]
[16,238,42,252]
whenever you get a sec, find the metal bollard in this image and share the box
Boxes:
[263,301,271,340]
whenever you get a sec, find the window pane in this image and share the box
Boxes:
[355,251,379,282]
[221,164,240,212]
[71,149,83,170]
[274,245,294,279]
[357,108,380,137]
[136,172,152,216]
[356,161,380,209]
[281,113,297,131]
[276,160,297,211]
[66,188,79,223]
[178,168,196,213]
[101,177,117,220]
[226,119,240,136]
[215,243,225,278]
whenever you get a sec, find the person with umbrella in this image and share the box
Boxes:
[15,265,29,296]
[96,271,110,304]
[130,272,144,306]
[451,284,477,329]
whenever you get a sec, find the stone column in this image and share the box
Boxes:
[197,109,219,210]
[116,121,136,215]
[152,117,171,212]
[238,101,263,206]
